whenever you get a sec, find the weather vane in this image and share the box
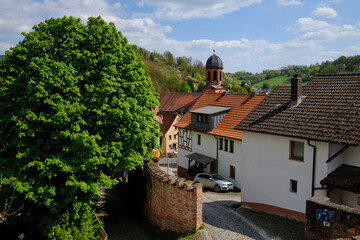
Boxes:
[213,42,216,54]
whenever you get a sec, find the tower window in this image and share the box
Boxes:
[220,71,222,81]
[207,71,210,81]
[213,71,217,81]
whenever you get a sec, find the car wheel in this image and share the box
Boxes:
[214,185,221,193]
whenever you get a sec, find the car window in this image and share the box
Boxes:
[212,174,224,180]
[197,174,208,179]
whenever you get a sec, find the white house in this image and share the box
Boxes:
[175,92,266,188]
[236,74,360,221]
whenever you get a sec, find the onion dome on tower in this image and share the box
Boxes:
[203,50,226,93]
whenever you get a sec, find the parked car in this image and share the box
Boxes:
[194,173,234,192]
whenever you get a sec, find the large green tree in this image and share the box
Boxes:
[0,16,159,239]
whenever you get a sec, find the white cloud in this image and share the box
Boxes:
[0,0,121,38]
[133,0,262,20]
[276,0,301,6]
[295,18,333,32]
[311,6,338,19]
[342,24,354,31]
[0,42,14,53]
[344,46,360,53]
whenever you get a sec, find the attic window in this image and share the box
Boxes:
[290,141,304,161]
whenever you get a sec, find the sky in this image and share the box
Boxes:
[0,0,360,73]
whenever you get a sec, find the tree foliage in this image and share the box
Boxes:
[0,16,159,239]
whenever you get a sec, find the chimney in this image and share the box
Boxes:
[290,74,302,106]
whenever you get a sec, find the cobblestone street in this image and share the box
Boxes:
[203,191,269,240]
[202,190,305,240]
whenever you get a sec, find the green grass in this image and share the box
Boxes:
[254,75,290,90]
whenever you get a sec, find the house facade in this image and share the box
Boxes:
[237,74,360,221]
[160,112,181,157]
[175,92,266,188]
[159,92,202,157]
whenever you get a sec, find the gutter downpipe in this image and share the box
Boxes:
[214,136,219,172]
[307,139,316,197]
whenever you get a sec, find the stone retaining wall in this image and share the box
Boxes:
[143,161,202,233]
[306,196,360,239]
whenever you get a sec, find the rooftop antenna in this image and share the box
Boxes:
[213,42,216,55]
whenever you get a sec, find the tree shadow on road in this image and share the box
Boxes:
[98,183,195,240]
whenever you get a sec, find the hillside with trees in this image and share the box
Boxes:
[2,51,360,92]
[226,55,360,90]
[131,47,252,94]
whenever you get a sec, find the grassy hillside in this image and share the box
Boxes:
[254,75,290,90]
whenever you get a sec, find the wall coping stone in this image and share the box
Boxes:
[146,161,198,191]
[309,196,360,214]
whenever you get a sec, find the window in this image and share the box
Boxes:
[169,135,172,140]
[175,126,178,130]
[219,138,223,150]
[207,71,210,81]
[213,71,217,81]
[201,115,204,123]
[290,141,304,161]
[224,139,228,151]
[205,116,209,124]
[197,134,201,145]
[173,143,177,151]
[169,144,172,149]
[220,71,222,81]
[197,115,201,123]
[290,179,297,193]
[229,140,234,153]
[230,165,235,179]
[174,134,177,139]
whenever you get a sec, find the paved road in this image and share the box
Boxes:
[158,157,177,176]
[203,191,270,240]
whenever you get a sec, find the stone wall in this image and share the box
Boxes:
[143,161,202,233]
[306,196,360,239]
[178,165,194,180]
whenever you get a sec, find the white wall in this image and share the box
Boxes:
[177,130,243,187]
[192,132,217,158]
[331,188,360,209]
[241,131,329,214]
[343,146,360,167]
[218,139,242,188]
[178,147,192,169]
[328,143,346,173]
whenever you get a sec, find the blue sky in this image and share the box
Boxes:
[1,0,360,73]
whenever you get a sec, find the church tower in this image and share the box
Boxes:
[203,50,226,93]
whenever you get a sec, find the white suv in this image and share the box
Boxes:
[194,173,234,192]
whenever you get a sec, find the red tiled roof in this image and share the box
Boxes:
[160,112,178,135]
[160,92,203,113]
[152,105,162,124]
[175,93,267,140]
[237,74,360,145]
[321,164,360,193]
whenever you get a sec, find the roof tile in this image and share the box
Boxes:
[236,74,360,145]
[175,93,266,140]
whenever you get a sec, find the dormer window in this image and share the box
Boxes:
[190,105,231,131]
